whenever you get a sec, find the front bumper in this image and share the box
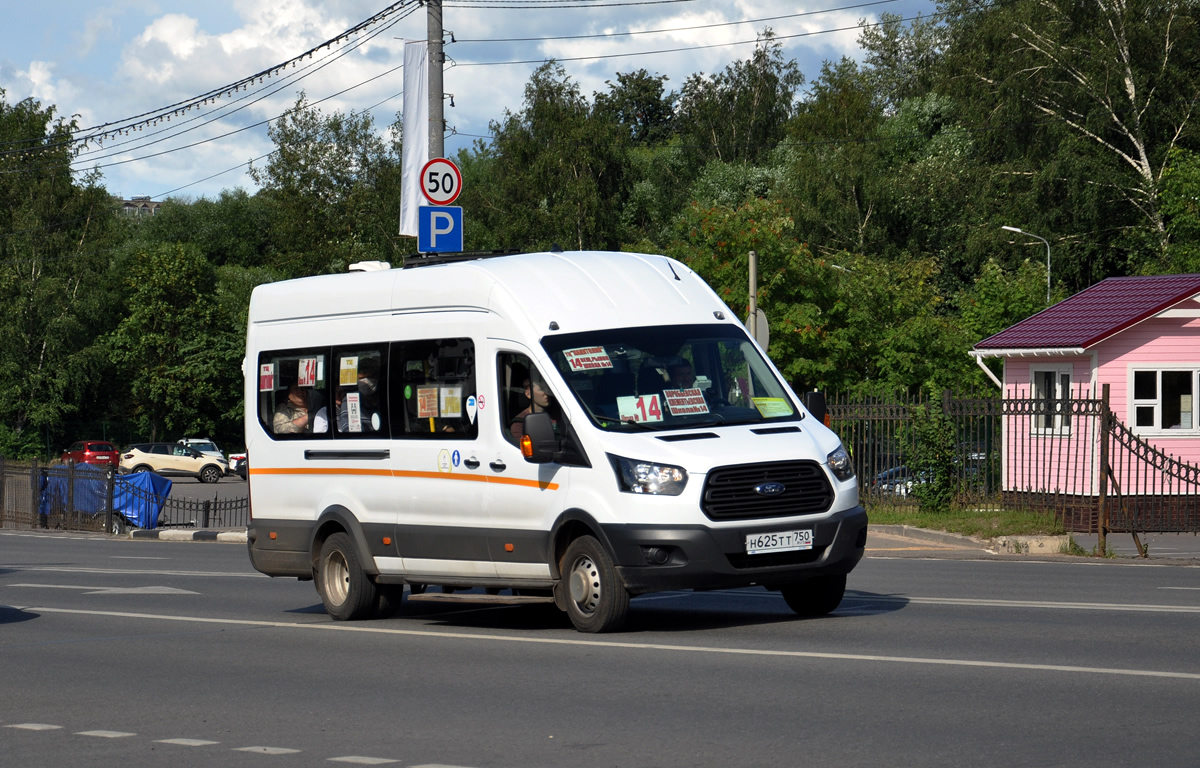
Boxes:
[602,505,868,594]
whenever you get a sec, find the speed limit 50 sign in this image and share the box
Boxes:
[420,157,463,206]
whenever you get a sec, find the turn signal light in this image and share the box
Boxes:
[269,531,277,540]
[383,537,392,546]
[520,434,534,458]
[504,543,514,552]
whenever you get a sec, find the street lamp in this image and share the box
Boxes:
[1001,225,1051,304]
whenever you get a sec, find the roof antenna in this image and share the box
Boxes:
[550,243,563,253]
[664,257,681,281]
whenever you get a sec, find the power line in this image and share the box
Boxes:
[455,0,903,42]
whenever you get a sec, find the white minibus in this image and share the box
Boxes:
[244,250,867,632]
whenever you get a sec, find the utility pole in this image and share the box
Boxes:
[427,0,444,159]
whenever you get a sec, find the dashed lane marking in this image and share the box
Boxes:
[9,583,199,595]
[76,730,136,738]
[17,605,1200,681]
[235,746,302,755]
[156,738,220,746]
[328,757,400,765]
[5,723,62,731]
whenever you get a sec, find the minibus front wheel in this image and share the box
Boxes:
[318,532,378,620]
[561,536,629,633]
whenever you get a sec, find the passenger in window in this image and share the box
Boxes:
[510,373,561,440]
[313,388,345,434]
[273,383,310,434]
[666,360,697,390]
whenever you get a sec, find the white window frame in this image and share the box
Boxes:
[1030,364,1073,435]
[1128,365,1200,436]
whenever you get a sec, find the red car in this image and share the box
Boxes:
[60,440,120,467]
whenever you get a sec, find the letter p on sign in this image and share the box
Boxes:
[418,205,464,253]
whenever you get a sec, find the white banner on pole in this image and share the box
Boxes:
[399,40,429,236]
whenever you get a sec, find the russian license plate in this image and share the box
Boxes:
[745,529,813,555]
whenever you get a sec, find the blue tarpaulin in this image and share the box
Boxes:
[38,465,172,529]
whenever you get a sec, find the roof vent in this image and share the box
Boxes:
[349,261,391,272]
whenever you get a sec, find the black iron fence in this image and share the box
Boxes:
[0,458,248,534]
[828,385,1200,539]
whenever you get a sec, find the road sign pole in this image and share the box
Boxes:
[428,0,444,160]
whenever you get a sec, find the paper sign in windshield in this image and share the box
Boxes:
[617,394,663,423]
[259,363,275,392]
[339,356,358,386]
[417,387,439,418]
[298,358,317,387]
[563,346,614,372]
[752,397,794,418]
[663,388,709,416]
[440,387,462,418]
[345,392,362,432]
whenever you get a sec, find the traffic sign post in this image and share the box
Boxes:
[420,157,462,206]
[418,206,463,252]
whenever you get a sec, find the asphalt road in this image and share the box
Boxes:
[2,531,1200,767]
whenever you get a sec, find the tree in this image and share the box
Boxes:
[459,62,629,251]
[676,30,804,167]
[593,69,676,146]
[106,243,224,440]
[249,93,403,277]
[0,90,123,456]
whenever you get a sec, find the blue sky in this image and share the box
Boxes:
[1,0,937,201]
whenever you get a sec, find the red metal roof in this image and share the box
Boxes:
[975,274,1200,351]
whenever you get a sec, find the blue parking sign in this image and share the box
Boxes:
[418,205,463,253]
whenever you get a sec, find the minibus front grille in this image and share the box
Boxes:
[701,460,834,520]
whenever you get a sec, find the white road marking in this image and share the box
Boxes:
[328,757,400,765]
[111,556,168,560]
[1159,587,1200,591]
[5,723,61,730]
[0,566,262,577]
[156,738,220,746]
[235,746,302,754]
[19,605,1200,681]
[76,730,136,738]
[8,583,198,595]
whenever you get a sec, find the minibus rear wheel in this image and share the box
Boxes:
[318,532,378,620]
[561,536,629,633]
[781,574,846,617]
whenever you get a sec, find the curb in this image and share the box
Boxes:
[870,524,986,548]
[131,528,247,543]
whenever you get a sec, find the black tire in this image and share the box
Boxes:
[199,465,222,484]
[318,532,378,621]
[133,465,151,474]
[560,535,629,633]
[781,574,846,617]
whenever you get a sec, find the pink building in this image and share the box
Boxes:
[972,274,1200,500]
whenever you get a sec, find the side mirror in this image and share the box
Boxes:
[520,412,557,464]
[800,390,828,425]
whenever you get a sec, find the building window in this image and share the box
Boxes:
[1131,368,1195,431]
[1031,366,1072,433]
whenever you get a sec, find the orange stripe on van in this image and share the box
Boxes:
[249,466,559,491]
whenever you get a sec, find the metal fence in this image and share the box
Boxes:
[828,386,1200,539]
[0,458,249,534]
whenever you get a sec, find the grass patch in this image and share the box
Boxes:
[867,502,1068,539]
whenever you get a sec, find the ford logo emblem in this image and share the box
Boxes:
[755,482,786,496]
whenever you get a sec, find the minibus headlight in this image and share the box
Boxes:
[609,455,688,496]
[827,445,855,482]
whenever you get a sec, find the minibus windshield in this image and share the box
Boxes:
[542,323,802,432]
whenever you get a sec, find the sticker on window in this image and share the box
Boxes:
[617,394,663,423]
[298,358,317,387]
[664,388,709,416]
[440,387,463,418]
[563,346,614,372]
[417,387,439,419]
[345,392,362,432]
[752,397,794,418]
[259,363,275,392]
[339,356,358,386]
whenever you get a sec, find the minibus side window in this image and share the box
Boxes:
[332,346,388,438]
[389,339,477,440]
[256,349,330,440]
